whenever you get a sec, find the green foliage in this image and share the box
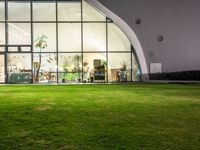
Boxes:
[64,73,79,81]
[34,35,48,51]
[120,61,127,71]
[101,59,107,67]
[73,55,82,65]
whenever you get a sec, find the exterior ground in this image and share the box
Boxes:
[0,84,200,150]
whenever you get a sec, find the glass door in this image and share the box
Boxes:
[0,54,5,83]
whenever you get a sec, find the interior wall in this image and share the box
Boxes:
[98,0,200,73]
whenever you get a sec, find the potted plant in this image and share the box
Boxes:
[73,55,82,82]
[101,59,107,68]
[83,60,89,82]
[120,61,127,71]
[61,56,71,83]
[34,35,48,82]
[120,61,127,81]
[62,64,67,83]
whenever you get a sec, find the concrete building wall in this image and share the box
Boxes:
[98,0,200,73]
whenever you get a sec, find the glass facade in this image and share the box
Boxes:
[0,0,141,84]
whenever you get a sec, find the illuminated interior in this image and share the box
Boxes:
[0,0,141,83]
[0,55,4,82]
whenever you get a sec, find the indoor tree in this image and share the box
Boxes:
[34,35,48,82]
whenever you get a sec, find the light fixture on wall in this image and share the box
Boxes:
[135,18,141,25]
[157,35,164,42]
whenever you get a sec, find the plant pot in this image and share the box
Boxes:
[34,78,39,83]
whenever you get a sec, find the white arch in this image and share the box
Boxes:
[87,0,149,79]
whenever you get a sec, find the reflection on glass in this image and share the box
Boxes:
[108,53,131,82]
[8,1,30,21]
[33,53,57,83]
[82,0,106,21]
[58,23,81,52]
[83,23,106,51]
[0,55,5,82]
[58,53,82,83]
[33,23,56,52]
[8,54,32,83]
[108,23,131,51]
[58,1,81,21]
[33,1,56,21]
[83,53,107,82]
[0,2,4,21]
[8,23,31,45]
[0,23,5,45]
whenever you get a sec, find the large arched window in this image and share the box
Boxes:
[0,0,141,84]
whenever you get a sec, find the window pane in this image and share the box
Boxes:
[8,47,18,52]
[83,53,107,82]
[0,1,4,21]
[8,1,30,21]
[83,23,106,52]
[33,23,56,52]
[82,0,106,21]
[21,47,31,52]
[0,55,5,82]
[8,23,31,45]
[8,53,32,83]
[33,1,56,21]
[108,53,131,82]
[58,23,81,52]
[0,23,5,45]
[108,23,131,51]
[33,53,57,83]
[0,46,4,52]
[58,53,82,83]
[58,1,81,21]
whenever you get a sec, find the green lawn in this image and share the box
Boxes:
[0,84,200,150]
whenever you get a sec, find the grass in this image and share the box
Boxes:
[0,83,200,150]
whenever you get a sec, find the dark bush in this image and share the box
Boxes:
[149,70,200,81]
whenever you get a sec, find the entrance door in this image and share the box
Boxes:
[0,54,5,83]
